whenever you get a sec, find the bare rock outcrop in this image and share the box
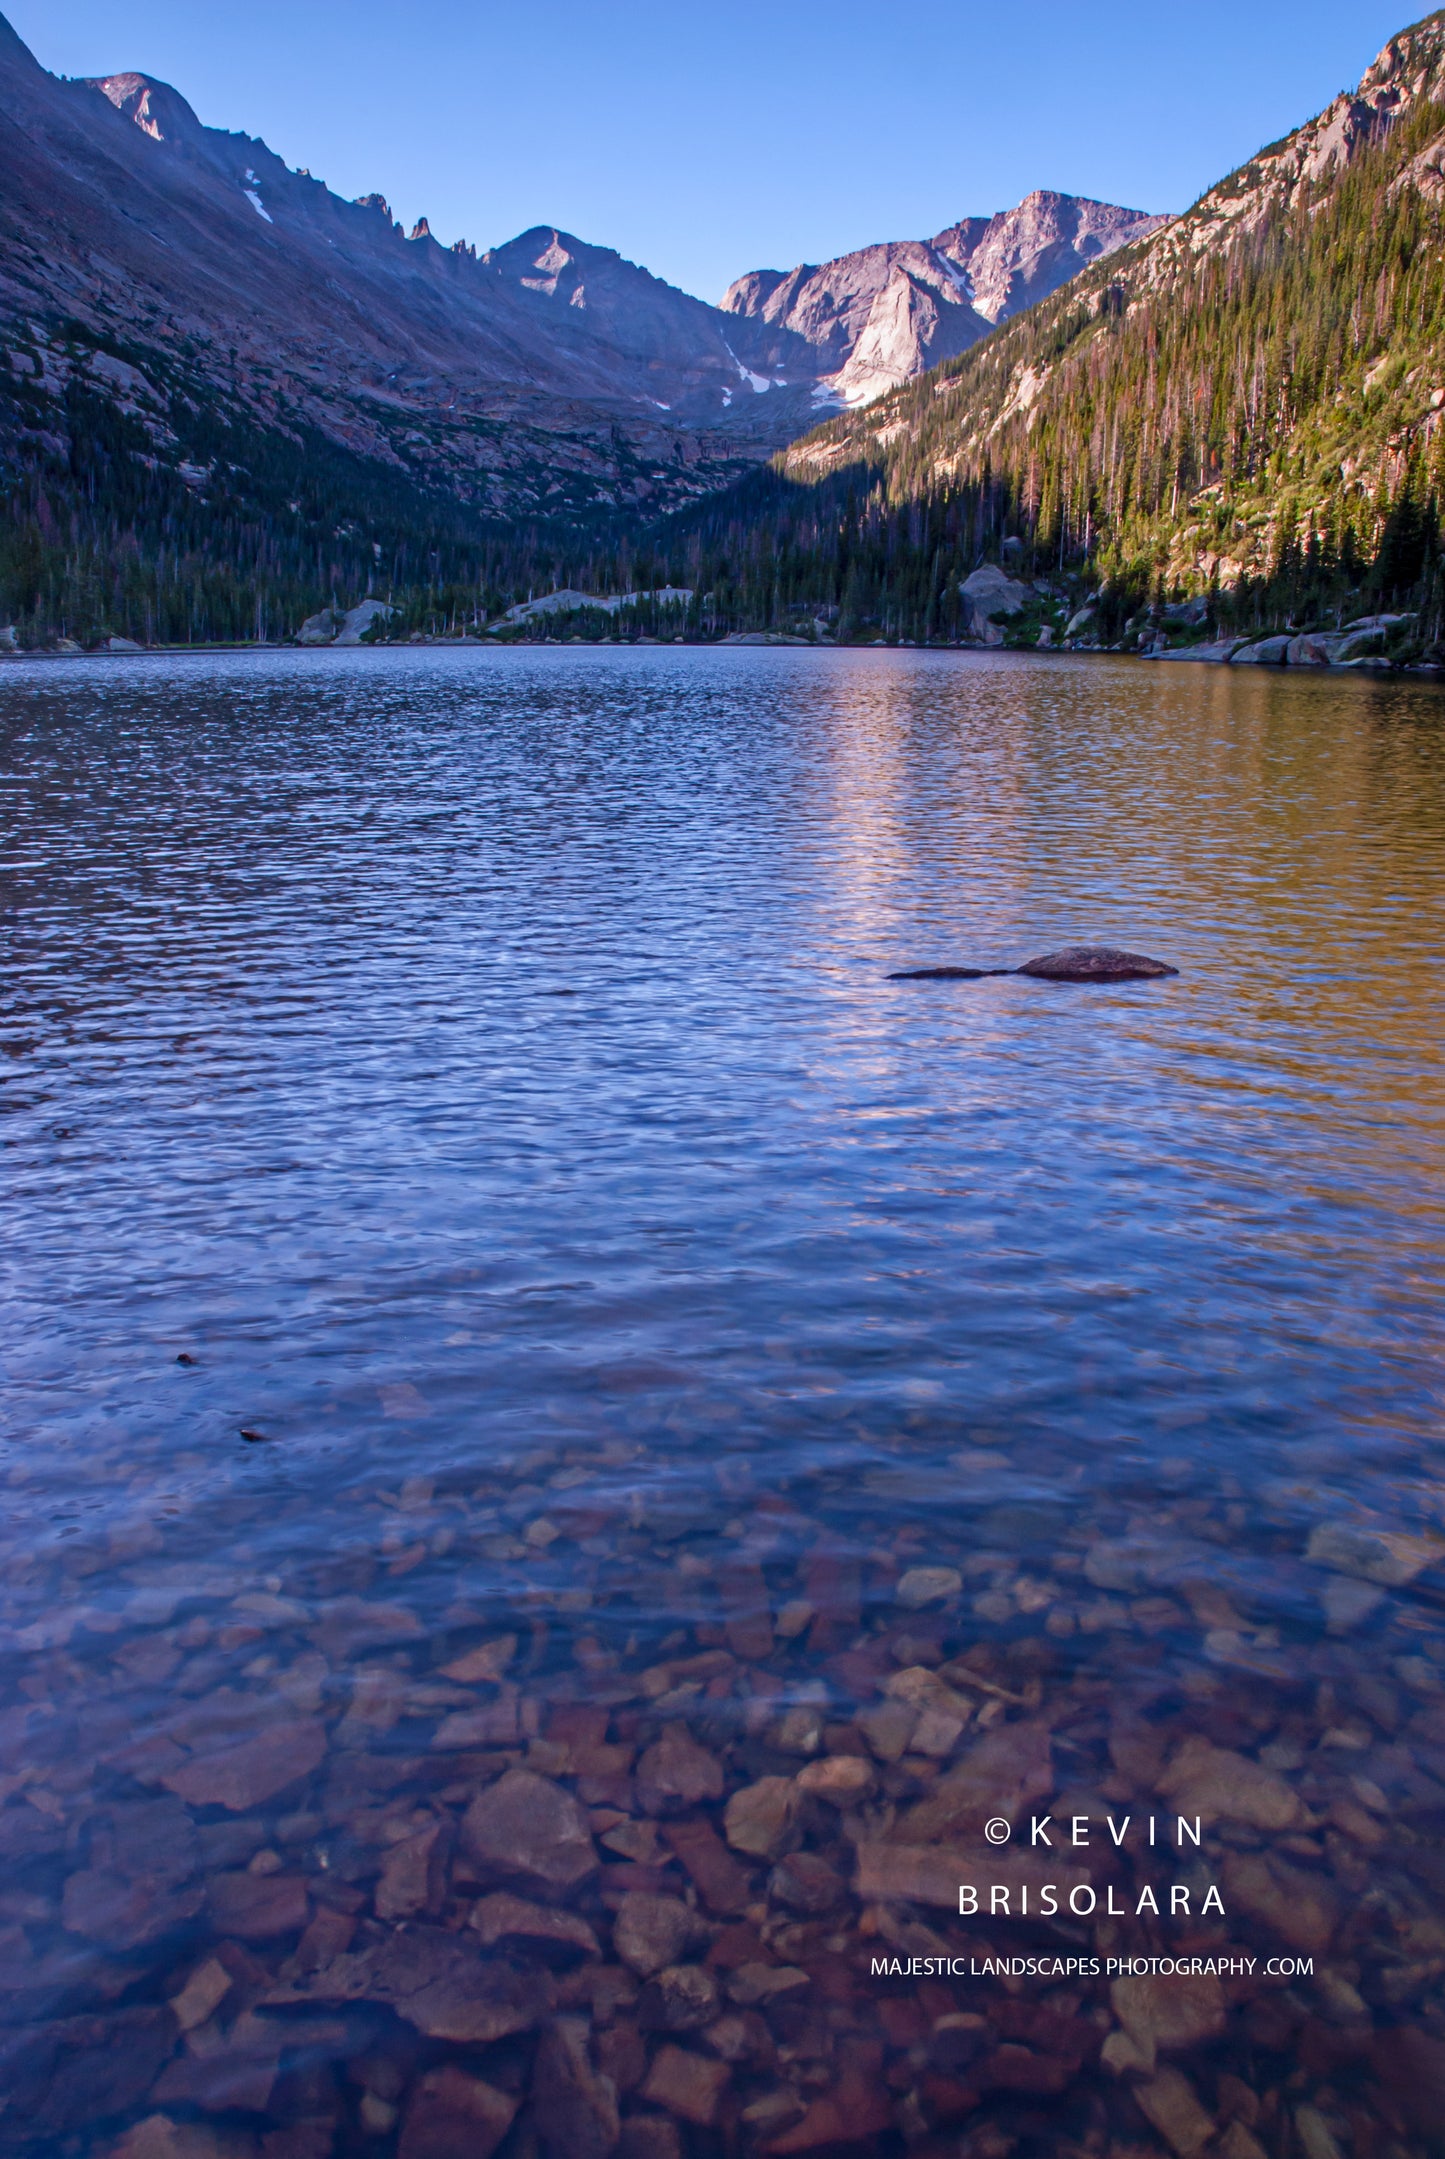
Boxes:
[722,191,1162,405]
[958,562,1031,641]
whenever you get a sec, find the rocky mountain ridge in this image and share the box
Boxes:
[723,194,1162,407]
[0,17,816,523]
[0,7,1162,530]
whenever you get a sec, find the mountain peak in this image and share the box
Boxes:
[723,190,1163,403]
[0,9,40,68]
[1362,7,1445,95]
[88,70,208,152]
[484,227,612,277]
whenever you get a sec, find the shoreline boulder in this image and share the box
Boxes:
[960,563,1031,643]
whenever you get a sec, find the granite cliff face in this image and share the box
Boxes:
[934,193,1164,323]
[722,192,1163,406]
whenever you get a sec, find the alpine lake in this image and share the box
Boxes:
[2,644,1444,2159]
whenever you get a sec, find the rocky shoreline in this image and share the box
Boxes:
[1141,619,1416,671]
[3,594,1441,672]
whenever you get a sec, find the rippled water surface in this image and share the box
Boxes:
[2,646,1444,2156]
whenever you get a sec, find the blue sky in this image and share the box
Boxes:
[10,2,1418,301]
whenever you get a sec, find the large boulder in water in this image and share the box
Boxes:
[1017,946,1177,982]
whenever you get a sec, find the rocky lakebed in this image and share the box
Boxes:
[4,1432,1445,2159]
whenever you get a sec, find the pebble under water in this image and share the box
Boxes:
[1,644,1444,2159]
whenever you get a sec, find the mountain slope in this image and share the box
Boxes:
[721,193,1162,406]
[0,16,820,521]
[479,227,820,436]
[775,14,1445,607]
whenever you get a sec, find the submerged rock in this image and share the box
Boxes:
[398,2065,519,2159]
[13,1244,1439,2156]
[160,1718,325,1811]
[470,1891,600,1962]
[1306,1519,1444,1586]
[639,1962,720,2031]
[1111,1971,1227,2065]
[612,1892,699,1977]
[888,965,1004,980]
[1133,2067,1217,2156]
[279,1922,550,2042]
[461,1768,598,1892]
[61,1863,203,1951]
[896,1563,963,1608]
[723,1776,799,1860]
[376,1819,451,1920]
[636,1729,725,1815]
[533,2017,622,2159]
[640,2044,730,2127]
